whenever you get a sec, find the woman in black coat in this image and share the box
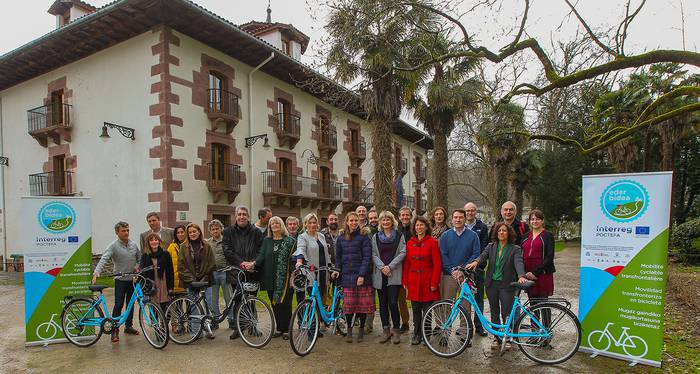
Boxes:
[140,233,175,311]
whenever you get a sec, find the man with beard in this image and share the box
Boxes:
[223,205,264,340]
[320,213,340,264]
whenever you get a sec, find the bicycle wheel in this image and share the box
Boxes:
[587,330,611,352]
[235,296,275,348]
[622,335,648,358]
[139,301,169,349]
[513,302,581,365]
[289,300,320,356]
[36,321,58,341]
[165,296,204,345]
[61,298,103,347]
[422,300,473,358]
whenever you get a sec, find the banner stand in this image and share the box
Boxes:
[579,172,672,368]
[22,197,92,346]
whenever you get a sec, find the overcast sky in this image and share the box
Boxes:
[1,0,698,121]
[2,1,698,58]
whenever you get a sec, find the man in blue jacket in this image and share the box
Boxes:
[439,209,481,318]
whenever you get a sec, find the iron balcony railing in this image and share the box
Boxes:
[275,112,301,138]
[206,89,240,118]
[416,165,427,182]
[207,163,241,192]
[350,186,374,204]
[404,196,415,209]
[262,171,343,200]
[27,103,72,134]
[350,139,366,159]
[320,126,337,149]
[29,171,75,196]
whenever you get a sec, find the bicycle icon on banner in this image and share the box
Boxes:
[587,322,649,358]
[36,313,64,341]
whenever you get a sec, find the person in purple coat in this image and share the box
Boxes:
[334,212,374,343]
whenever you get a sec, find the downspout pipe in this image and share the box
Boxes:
[248,52,275,209]
[0,98,5,265]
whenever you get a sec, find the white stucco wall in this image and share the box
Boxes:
[0,32,159,255]
[0,27,429,257]
[258,31,281,50]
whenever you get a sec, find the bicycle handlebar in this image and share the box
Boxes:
[215,265,245,273]
[296,264,340,274]
[113,265,158,278]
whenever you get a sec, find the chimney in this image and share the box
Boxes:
[48,0,97,29]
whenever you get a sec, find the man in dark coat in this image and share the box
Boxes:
[489,201,530,246]
[465,202,489,337]
[222,205,264,340]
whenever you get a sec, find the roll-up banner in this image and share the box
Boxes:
[23,197,92,346]
[579,172,672,367]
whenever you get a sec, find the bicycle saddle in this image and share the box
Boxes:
[89,284,109,292]
[510,281,535,290]
[190,281,209,289]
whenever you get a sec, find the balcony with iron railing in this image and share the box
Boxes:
[206,89,240,133]
[349,139,366,166]
[350,186,374,205]
[262,171,344,210]
[207,163,241,204]
[29,171,75,196]
[416,164,427,183]
[274,112,301,148]
[404,196,415,210]
[318,126,337,159]
[27,103,72,146]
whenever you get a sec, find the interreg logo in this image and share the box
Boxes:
[38,201,76,234]
[600,180,649,223]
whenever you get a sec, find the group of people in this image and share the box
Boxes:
[93,200,556,350]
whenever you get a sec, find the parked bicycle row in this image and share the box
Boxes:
[62,201,580,364]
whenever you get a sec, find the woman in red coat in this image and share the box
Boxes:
[403,216,442,345]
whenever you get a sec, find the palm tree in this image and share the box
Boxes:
[475,102,527,218]
[325,0,437,212]
[406,35,482,209]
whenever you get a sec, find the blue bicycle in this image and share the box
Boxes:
[422,266,581,364]
[60,265,169,349]
[288,265,348,356]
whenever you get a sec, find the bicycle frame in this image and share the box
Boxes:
[74,279,158,329]
[299,269,342,328]
[443,279,551,340]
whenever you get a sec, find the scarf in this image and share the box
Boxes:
[149,248,166,278]
[378,229,397,244]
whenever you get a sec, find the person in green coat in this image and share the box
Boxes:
[243,216,295,339]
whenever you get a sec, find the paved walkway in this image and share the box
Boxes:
[0,245,652,373]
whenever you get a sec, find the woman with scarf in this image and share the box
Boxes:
[429,206,449,239]
[244,216,295,340]
[371,211,406,344]
[178,223,216,338]
[140,233,175,311]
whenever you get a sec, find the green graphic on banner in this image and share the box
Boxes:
[581,230,668,364]
[26,239,92,343]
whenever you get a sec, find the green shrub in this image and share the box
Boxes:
[671,219,700,265]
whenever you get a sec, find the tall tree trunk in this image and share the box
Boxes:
[495,168,508,218]
[372,118,395,212]
[433,124,449,209]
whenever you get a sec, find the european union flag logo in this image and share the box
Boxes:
[635,226,650,235]
[68,236,79,243]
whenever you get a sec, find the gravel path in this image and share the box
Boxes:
[0,245,652,373]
